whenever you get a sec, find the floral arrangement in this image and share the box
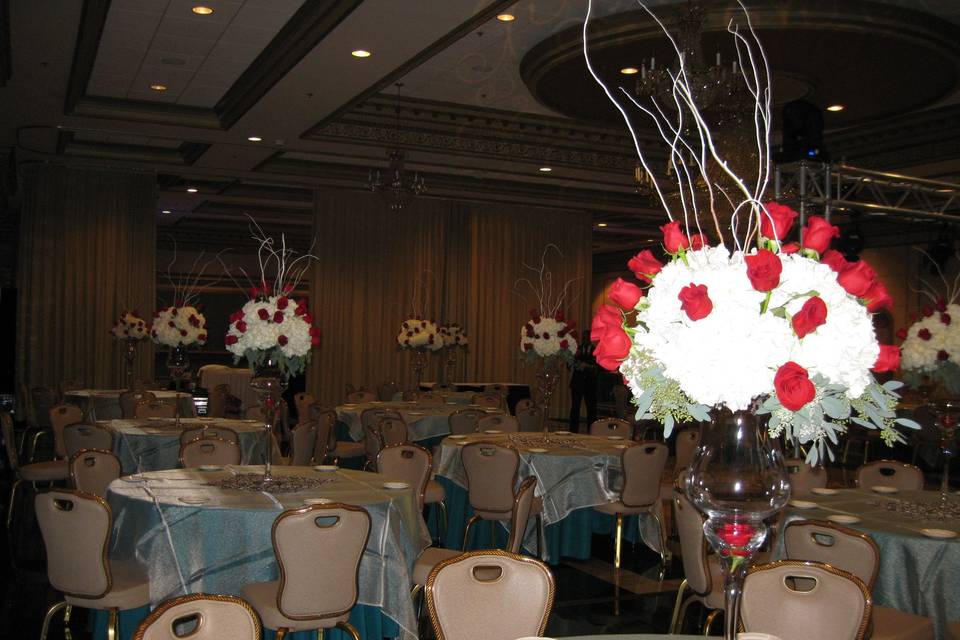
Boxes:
[516,245,580,366]
[439,323,469,347]
[152,305,207,347]
[223,220,320,377]
[111,310,150,340]
[898,258,960,394]
[397,317,442,351]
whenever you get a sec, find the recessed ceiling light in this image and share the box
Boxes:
[351,50,372,58]
[247,136,262,142]
[497,13,516,22]
[161,209,171,214]
[192,6,214,15]
[150,84,167,91]
[186,187,198,193]
[538,167,552,172]
[826,104,845,112]
[620,67,639,75]
[597,223,608,227]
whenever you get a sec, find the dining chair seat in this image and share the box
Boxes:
[64,560,150,610]
[19,459,69,482]
[412,547,461,586]
[872,606,934,640]
[330,440,365,459]
[594,499,656,516]
[240,581,350,632]
[425,480,445,504]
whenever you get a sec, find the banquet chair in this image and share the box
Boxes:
[461,442,544,556]
[287,421,317,466]
[361,407,394,431]
[856,460,925,490]
[377,444,447,538]
[345,390,376,403]
[206,384,231,419]
[35,489,150,640]
[58,379,83,402]
[741,560,871,640]
[179,437,241,467]
[136,400,177,419]
[293,392,315,424]
[513,398,534,415]
[784,458,828,495]
[49,403,85,459]
[516,406,543,432]
[240,503,370,640]
[783,519,934,639]
[589,418,633,439]
[448,409,481,435]
[245,401,291,446]
[418,393,444,404]
[669,489,725,634]
[3,412,69,537]
[401,390,422,401]
[69,449,121,499]
[472,393,502,409]
[674,427,701,473]
[477,414,520,433]
[379,417,409,446]
[132,593,262,640]
[483,384,508,397]
[424,550,554,640]
[119,390,156,419]
[312,407,364,466]
[64,422,115,458]
[594,442,669,573]
[179,426,239,445]
[377,381,399,401]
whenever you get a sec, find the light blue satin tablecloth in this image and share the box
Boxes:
[66,389,195,420]
[336,401,501,442]
[391,390,475,404]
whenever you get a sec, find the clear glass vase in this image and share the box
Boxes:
[684,403,791,639]
[410,349,427,391]
[927,398,960,508]
[123,338,138,391]
[166,345,190,427]
[250,355,288,482]
[535,356,562,435]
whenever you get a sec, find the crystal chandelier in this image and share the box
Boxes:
[367,83,425,212]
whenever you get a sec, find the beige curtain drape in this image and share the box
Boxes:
[16,164,157,390]
[307,189,592,417]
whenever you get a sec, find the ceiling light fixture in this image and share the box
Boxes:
[351,49,372,58]
[597,223,608,227]
[496,13,516,22]
[161,209,171,214]
[366,83,425,212]
[247,136,262,142]
[826,104,845,112]
[192,6,214,15]
[186,187,198,193]
[620,67,639,75]
[150,84,167,91]
[538,167,552,172]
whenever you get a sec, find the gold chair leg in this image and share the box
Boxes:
[6,479,22,531]
[462,515,479,550]
[704,609,721,636]
[63,604,72,624]
[652,510,668,580]
[39,601,68,640]
[276,628,287,640]
[107,608,118,640]
[336,621,361,640]
[614,513,623,570]
[536,514,545,561]
[669,579,689,633]
[438,500,448,545]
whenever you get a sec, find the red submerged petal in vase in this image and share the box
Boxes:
[277,335,288,346]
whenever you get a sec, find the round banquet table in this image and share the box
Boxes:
[101,417,267,474]
[66,389,195,420]
[391,390,475,404]
[434,432,659,562]
[106,465,431,640]
[784,487,960,637]
[560,636,700,639]
[336,400,502,442]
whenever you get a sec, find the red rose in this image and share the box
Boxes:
[594,324,631,371]
[225,335,238,345]
[311,335,321,347]
[820,250,849,273]
[555,310,565,322]
[896,328,908,340]
[276,297,289,310]
[523,343,533,351]
[591,304,622,342]
[678,283,712,321]
[760,202,799,241]
[283,283,294,294]
[923,306,934,318]
[609,277,643,309]
[198,334,206,342]
[188,314,200,327]
[937,299,948,312]
[939,350,950,362]
[179,329,187,337]
[836,260,877,298]
[660,220,691,254]
[792,296,828,338]
[309,326,321,337]
[235,320,247,333]
[258,308,270,321]
[277,335,288,346]
[801,216,839,254]
[716,522,756,556]
[872,345,899,372]
[780,243,800,254]
[744,249,782,292]
[690,233,709,250]
[560,339,569,349]
[774,361,816,411]
[273,311,285,324]
[864,281,893,313]
[627,249,663,283]
[943,313,952,326]
[303,313,313,324]
[919,328,932,341]
[248,287,259,299]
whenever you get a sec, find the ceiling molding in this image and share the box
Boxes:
[63,0,111,117]
[60,135,211,166]
[0,0,10,87]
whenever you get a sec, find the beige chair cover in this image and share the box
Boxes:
[377,444,432,510]
[70,449,121,498]
[379,417,409,446]
[345,390,376,403]
[471,393,502,409]
[513,398,534,415]
[136,401,177,419]
[588,418,633,439]
[206,385,230,419]
[293,392,315,424]
[133,593,262,640]
[119,390,156,419]
[49,404,84,458]
[516,406,543,432]
[784,458,828,495]
[477,414,520,433]
[179,438,241,467]
[63,423,115,458]
[288,421,318,466]
[179,427,239,445]
[462,442,519,517]
[856,460,924,490]
[674,427,701,473]
[448,410,481,435]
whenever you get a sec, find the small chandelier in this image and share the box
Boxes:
[367,83,425,212]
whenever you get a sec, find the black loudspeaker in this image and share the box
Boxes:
[777,99,829,163]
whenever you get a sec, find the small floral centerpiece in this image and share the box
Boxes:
[899,263,960,395]
[111,310,150,340]
[397,317,442,352]
[151,305,208,348]
[519,310,578,364]
[439,323,469,348]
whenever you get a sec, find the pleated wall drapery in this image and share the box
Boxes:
[307,189,593,415]
[16,164,157,390]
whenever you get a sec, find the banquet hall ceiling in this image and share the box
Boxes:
[2,0,960,253]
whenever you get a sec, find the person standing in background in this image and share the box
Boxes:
[569,329,598,432]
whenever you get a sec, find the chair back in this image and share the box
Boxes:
[377,381,399,401]
[50,403,84,458]
[741,560,871,640]
[418,393,444,405]
[133,594,261,640]
[179,437,241,467]
[136,400,177,419]
[179,426,239,445]
[449,409,481,435]
[311,408,337,464]
[379,417,409,446]
[483,384,508,396]
[784,458,827,495]
[856,460,924,490]
[59,379,84,399]
[425,550,554,640]
[401,390,422,401]
[462,443,519,514]
[289,421,318,466]
[363,425,383,468]
[32,387,58,428]
[672,490,712,595]
[293,392,315,424]
[472,393,502,409]
[206,384,230,419]
[346,390,376,403]
[674,427,701,472]
[377,444,432,509]
[589,418,632,439]
[783,519,880,589]
[361,407,390,431]
[245,401,289,428]
[35,489,112,599]
[64,423,115,458]
[507,477,537,554]
[513,398,534,415]
[2,411,19,472]
[70,449,121,498]
[273,504,370,620]
[516,406,543,432]
[477,414,519,433]
[120,390,156,419]
[619,442,668,507]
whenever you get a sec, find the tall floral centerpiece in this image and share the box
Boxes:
[439,323,468,384]
[583,2,916,636]
[397,317,442,389]
[111,310,150,390]
[517,245,580,433]
[224,221,319,483]
[151,304,207,426]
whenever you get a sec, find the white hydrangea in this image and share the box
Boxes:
[901,303,960,372]
[111,311,149,340]
[398,318,442,351]
[151,306,207,348]
[519,316,578,358]
[439,323,469,347]
[225,295,315,359]
[623,246,879,411]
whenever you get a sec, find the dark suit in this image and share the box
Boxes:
[569,340,598,432]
